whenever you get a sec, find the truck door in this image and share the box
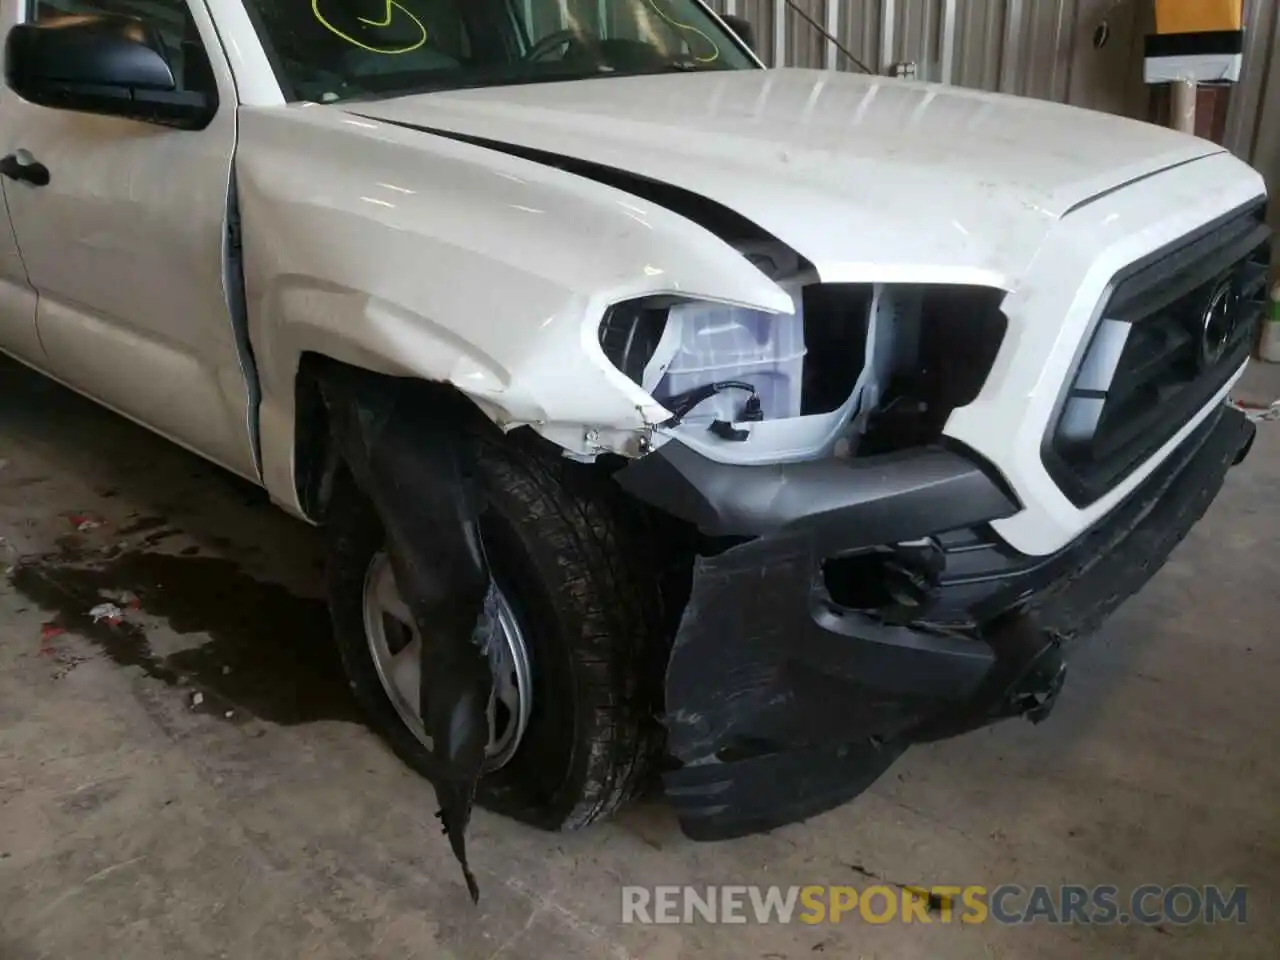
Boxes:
[0,1,38,366]
[0,0,258,481]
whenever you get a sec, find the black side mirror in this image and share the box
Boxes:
[5,14,216,130]
[721,14,756,52]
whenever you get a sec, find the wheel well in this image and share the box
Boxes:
[292,352,495,522]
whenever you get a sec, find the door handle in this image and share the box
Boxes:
[0,153,50,187]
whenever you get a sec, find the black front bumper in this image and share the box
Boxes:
[617,405,1255,840]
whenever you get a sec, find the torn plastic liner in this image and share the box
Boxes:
[315,361,497,902]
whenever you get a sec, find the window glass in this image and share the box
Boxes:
[242,0,755,103]
[30,1,213,93]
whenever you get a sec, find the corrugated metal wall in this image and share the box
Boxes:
[1225,0,1279,211]
[704,0,1150,116]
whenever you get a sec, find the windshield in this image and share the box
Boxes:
[243,0,757,103]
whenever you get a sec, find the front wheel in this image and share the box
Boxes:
[325,433,668,830]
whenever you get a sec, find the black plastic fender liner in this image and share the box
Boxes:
[314,360,495,903]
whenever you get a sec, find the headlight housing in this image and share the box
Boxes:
[600,283,1007,456]
[600,294,807,426]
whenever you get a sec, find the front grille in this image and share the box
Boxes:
[1045,200,1271,506]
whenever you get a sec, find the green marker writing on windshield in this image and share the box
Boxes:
[312,0,427,54]
[645,0,719,63]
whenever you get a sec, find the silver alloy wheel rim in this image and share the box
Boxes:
[362,551,533,772]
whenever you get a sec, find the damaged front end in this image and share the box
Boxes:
[619,402,1254,840]
[606,273,1258,841]
[304,248,1258,875]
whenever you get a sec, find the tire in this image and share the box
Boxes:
[325,431,669,831]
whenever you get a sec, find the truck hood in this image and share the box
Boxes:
[348,68,1222,288]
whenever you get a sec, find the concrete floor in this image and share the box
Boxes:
[1,353,1278,960]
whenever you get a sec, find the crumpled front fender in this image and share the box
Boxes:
[235,103,794,513]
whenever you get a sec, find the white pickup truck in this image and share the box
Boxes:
[0,0,1270,899]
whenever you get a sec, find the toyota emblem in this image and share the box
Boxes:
[1199,279,1238,369]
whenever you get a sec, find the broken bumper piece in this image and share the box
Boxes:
[617,406,1255,841]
